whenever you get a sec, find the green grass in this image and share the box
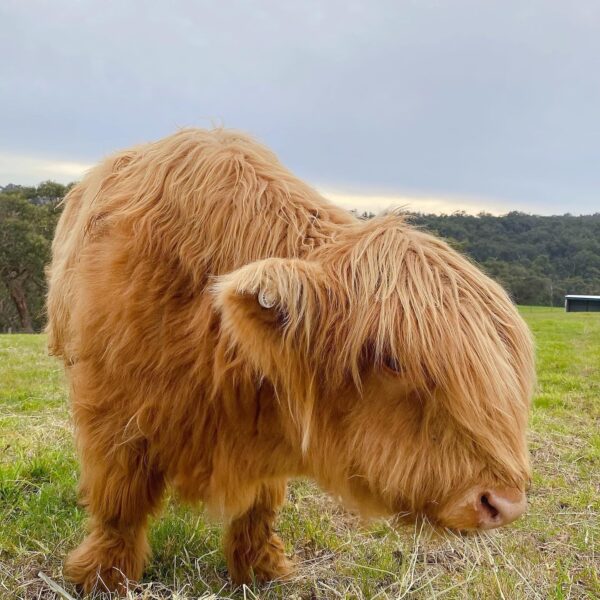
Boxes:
[1,307,599,599]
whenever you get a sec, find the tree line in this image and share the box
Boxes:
[407,211,600,307]
[1,182,598,332]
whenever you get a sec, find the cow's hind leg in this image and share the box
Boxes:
[64,413,164,594]
[224,480,294,585]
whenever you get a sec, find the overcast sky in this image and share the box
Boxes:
[1,1,599,215]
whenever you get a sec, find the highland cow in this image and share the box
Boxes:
[46,129,535,593]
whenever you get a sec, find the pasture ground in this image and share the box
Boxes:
[0,307,598,599]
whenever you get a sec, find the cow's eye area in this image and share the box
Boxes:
[382,356,402,375]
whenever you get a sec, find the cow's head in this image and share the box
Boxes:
[213,215,535,531]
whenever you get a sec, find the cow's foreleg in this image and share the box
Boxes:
[223,479,294,584]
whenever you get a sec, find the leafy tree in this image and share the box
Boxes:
[0,184,64,332]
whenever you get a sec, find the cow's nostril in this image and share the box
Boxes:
[480,494,499,520]
[437,487,526,530]
[476,488,527,529]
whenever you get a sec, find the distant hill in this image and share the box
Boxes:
[405,211,600,307]
[1,182,599,332]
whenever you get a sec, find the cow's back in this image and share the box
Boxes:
[46,128,354,379]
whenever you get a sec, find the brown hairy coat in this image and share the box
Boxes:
[46,129,535,593]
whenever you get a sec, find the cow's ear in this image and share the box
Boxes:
[212,258,327,451]
[212,257,326,348]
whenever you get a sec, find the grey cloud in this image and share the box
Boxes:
[1,0,599,213]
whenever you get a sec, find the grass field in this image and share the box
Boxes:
[0,307,598,599]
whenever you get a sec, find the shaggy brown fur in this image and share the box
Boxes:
[46,128,535,593]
